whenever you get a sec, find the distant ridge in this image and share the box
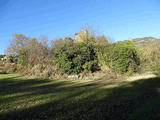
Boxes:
[122,37,160,47]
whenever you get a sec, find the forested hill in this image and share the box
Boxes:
[122,37,160,47]
[131,37,160,47]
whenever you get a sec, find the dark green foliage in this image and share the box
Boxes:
[53,40,140,74]
[98,41,140,74]
[53,42,99,74]
[83,60,99,72]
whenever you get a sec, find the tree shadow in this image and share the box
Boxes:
[0,75,160,120]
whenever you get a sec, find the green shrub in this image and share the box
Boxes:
[98,41,140,74]
[53,42,99,74]
[83,60,99,72]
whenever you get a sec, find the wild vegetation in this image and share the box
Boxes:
[1,28,153,78]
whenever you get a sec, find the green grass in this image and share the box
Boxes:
[0,74,160,120]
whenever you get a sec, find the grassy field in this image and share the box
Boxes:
[0,74,160,120]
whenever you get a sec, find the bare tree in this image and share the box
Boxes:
[6,33,28,55]
[50,38,65,50]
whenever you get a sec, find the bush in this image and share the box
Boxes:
[53,42,99,74]
[83,60,99,72]
[98,41,140,74]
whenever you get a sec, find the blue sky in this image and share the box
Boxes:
[0,0,160,54]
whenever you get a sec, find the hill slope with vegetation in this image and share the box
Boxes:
[125,37,160,47]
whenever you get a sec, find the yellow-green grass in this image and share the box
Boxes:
[0,74,160,120]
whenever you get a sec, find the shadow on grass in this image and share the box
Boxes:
[0,75,160,120]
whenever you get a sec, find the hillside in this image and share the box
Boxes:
[131,37,160,47]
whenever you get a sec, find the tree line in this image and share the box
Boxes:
[1,29,160,78]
